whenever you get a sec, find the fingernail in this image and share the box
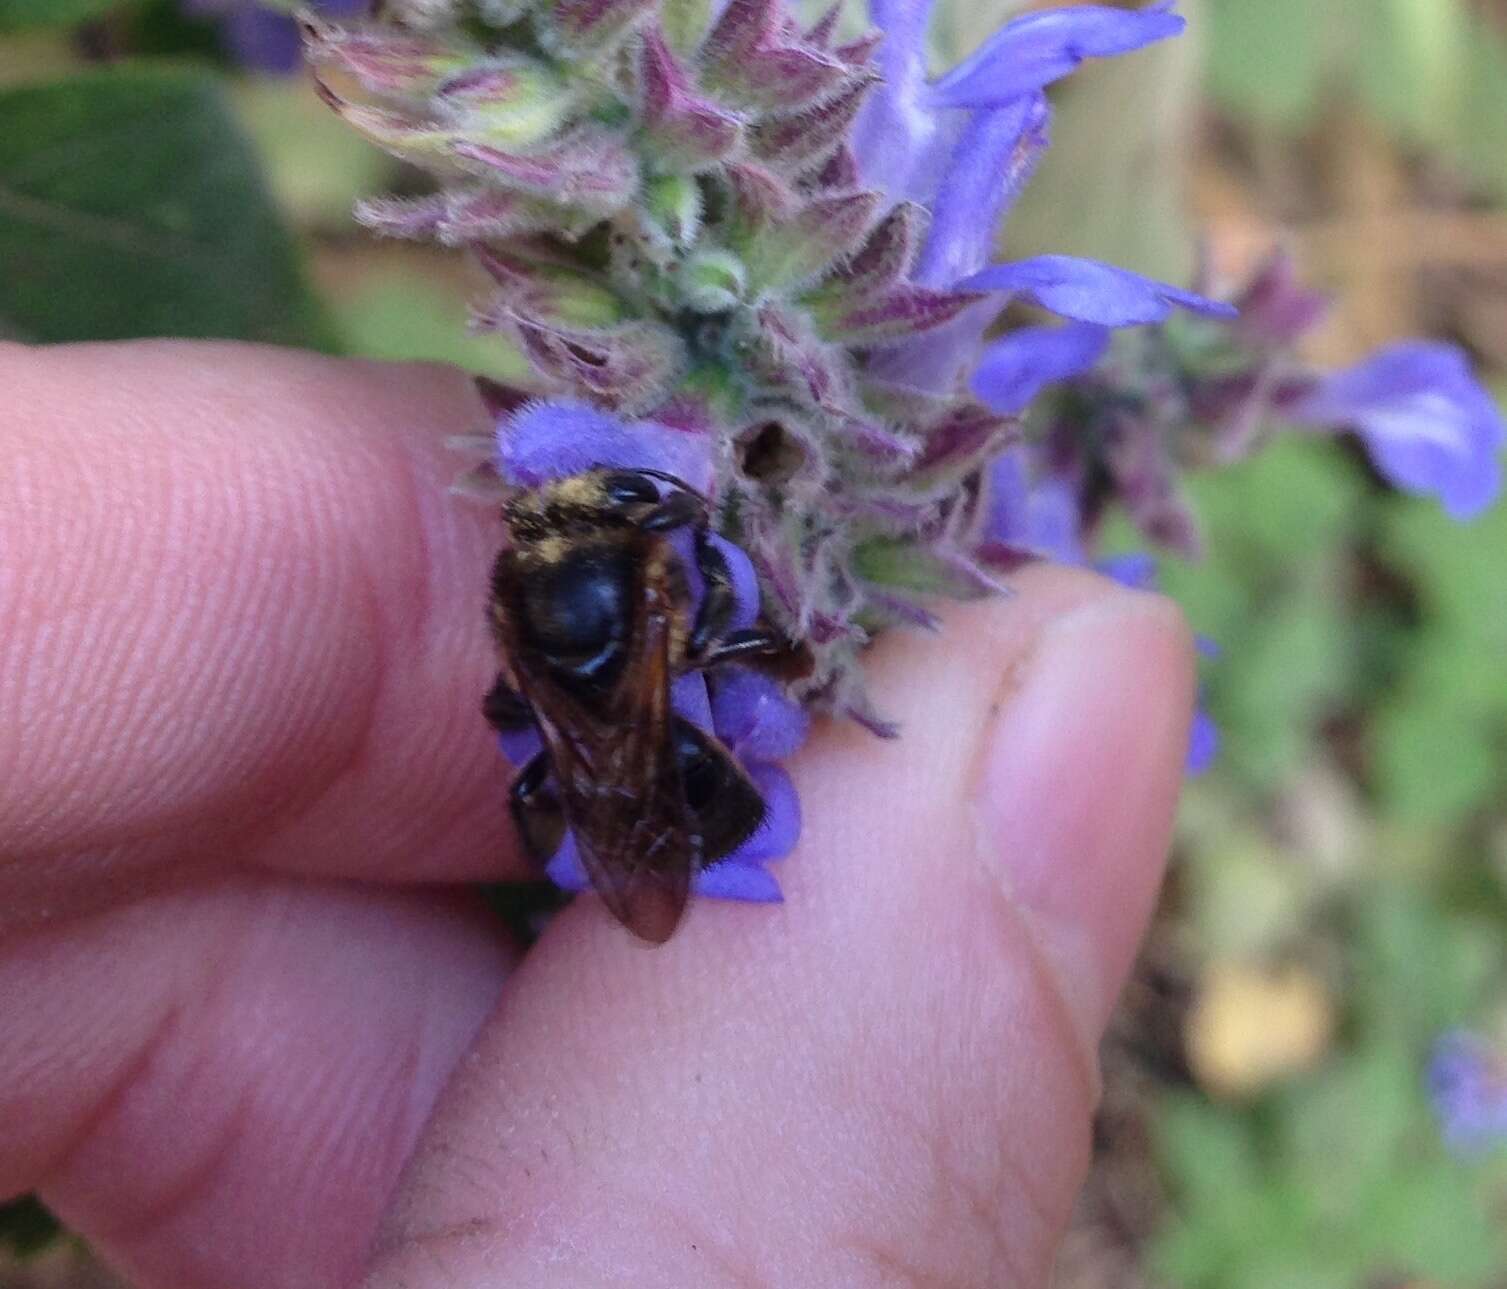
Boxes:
[975,591,1193,1052]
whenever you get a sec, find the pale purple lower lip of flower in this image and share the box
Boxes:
[961,256,1237,327]
[1291,342,1506,521]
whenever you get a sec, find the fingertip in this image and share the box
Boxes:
[361,564,1190,1288]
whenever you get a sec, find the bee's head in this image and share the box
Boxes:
[502,468,687,553]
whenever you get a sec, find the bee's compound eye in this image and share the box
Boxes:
[600,471,662,507]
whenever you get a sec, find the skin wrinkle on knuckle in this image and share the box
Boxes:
[26,890,256,1209]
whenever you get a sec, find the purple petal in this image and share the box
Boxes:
[1428,1031,1507,1154]
[497,727,541,767]
[915,94,1051,287]
[971,321,1110,414]
[983,445,1031,547]
[195,0,370,73]
[1097,550,1158,591]
[544,834,589,892]
[1020,475,1086,564]
[710,668,810,761]
[221,10,304,73]
[961,256,1238,326]
[1185,707,1219,775]
[543,768,797,902]
[985,453,1086,565]
[1292,342,1505,521]
[721,762,801,865]
[851,0,938,197]
[932,2,1185,109]
[496,401,714,493]
[868,97,1052,393]
[711,535,762,630]
[693,859,784,902]
[672,672,714,725]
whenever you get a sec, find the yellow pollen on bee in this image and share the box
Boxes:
[530,535,571,564]
[549,474,606,507]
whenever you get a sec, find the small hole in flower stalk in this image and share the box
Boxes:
[737,421,807,485]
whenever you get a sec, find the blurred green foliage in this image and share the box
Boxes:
[0,67,332,346]
[1152,878,1507,1289]
[0,0,122,31]
[1206,0,1507,201]
[1145,432,1507,1285]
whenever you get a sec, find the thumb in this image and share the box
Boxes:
[364,565,1195,1288]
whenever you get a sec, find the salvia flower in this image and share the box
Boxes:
[1291,342,1507,522]
[311,0,1502,907]
[1427,1030,1507,1155]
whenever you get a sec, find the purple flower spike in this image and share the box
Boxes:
[932,2,1185,109]
[1428,1031,1507,1155]
[961,256,1237,327]
[1292,342,1505,521]
[972,321,1111,414]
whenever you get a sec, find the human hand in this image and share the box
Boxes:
[0,341,1194,1288]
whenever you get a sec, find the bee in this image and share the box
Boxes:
[484,467,793,943]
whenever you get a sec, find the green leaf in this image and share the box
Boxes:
[1374,692,1498,823]
[0,68,333,347]
[1203,0,1333,129]
[0,0,124,31]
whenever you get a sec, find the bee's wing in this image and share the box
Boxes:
[501,540,695,943]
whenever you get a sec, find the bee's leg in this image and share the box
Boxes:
[482,673,533,732]
[687,532,739,659]
[509,752,566,863]
[637,488,707,535]
[691,626,785,669]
